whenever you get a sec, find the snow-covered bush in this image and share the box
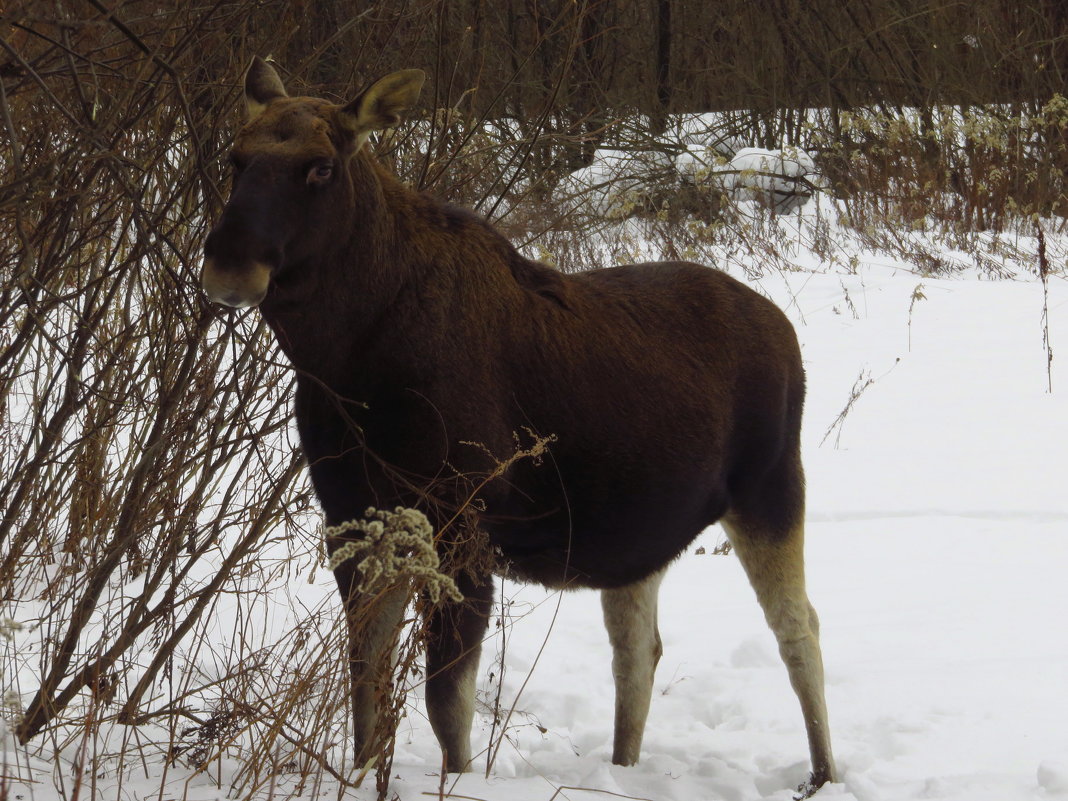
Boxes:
[555,136,818,224]
[678,145,816,212]
[556,148,673,219]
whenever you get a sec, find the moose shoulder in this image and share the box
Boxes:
[202,57,836,793]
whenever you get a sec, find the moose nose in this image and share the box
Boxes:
[201,256,271,308]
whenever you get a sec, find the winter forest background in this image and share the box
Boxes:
[2,2,1067,800]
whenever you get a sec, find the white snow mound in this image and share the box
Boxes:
[678,144,816,210]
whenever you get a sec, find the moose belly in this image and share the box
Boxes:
[485,475,726,590]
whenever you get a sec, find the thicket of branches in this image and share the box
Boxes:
[240,0,1068,139]
[1,1,1066,798]
[1,0,323,786]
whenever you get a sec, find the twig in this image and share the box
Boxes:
[820,369,874,449]
[485,584,566,773]
[546,785,658,801]
[1037,222,1053,392]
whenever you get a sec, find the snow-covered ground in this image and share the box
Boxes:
[389,258,1068,801]
[4,196,1068,799]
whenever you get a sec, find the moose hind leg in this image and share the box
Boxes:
[424,573,493,773]
[721,512,836,789]
[601,567,666,766]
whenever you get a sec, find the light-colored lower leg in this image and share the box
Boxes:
[426,642,480,772]
[723,518,836,787]
[425,578,493,774]
[601,568,666,766]
[345,584,409,768]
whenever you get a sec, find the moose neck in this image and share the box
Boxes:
[257,151,526,393]
[251,153,399,384]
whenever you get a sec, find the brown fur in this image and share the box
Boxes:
[202,58,835,789]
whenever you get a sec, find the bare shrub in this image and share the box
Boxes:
[0,8,587,799]
[816,101,1068,233]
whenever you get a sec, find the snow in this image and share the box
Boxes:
[5,159,1068,801]
[566,142,818,217]
[411,261,1068,801]
[677,145,816,211]
[558,148,672,218]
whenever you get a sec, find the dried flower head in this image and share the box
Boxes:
[325,507,463,603]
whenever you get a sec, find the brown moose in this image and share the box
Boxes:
[202,57,836,792]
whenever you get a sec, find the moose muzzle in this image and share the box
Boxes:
[201,256,272,308]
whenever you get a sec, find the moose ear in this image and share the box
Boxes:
[245,56,288,120]
[338,69,425,142]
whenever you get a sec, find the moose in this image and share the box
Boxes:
[202,57,836,792]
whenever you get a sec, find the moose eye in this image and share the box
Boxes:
[306,162,334,186]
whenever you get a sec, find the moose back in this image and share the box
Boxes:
[202,57,836,792]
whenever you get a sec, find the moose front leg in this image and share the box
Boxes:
[333,562,409,767]
[424,573,494,772]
